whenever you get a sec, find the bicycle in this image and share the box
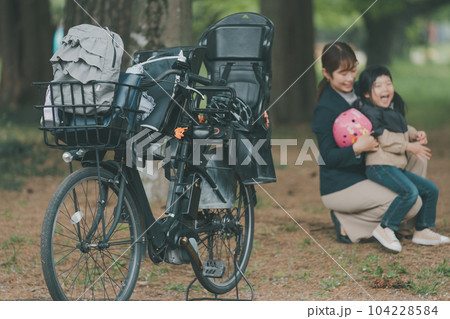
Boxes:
[35,12,275,301]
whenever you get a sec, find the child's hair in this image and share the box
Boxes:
[317,42,358,101]
[359,65,406,116]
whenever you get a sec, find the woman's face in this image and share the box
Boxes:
[323,63,357,94]
[364,75,394,108]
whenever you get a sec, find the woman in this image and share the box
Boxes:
[312,42,424,243]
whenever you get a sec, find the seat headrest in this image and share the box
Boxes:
[199,12,274,63]
[205,26,265,60]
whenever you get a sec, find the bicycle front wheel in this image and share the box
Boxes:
[192,182,255,295]
[40,167,143,301]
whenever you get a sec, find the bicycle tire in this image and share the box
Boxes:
[40,167,143,301]
[191,181,254,295]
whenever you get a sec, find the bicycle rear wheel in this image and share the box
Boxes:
[192,182,254,295]
[40,167,143,300]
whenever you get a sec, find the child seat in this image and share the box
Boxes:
[199,13,276,185]
[198,12,274,124]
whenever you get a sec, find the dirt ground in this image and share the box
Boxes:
[0,128,449,301]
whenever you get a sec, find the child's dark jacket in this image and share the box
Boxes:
[354,99,418,169]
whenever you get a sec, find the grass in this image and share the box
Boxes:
[312,251,449,297]
[254,194,272,210]
[435,258,450,277]
[2,209,13,221]
[1,235,29,272]
[319,266,346,292]
[298,238,313,250]
[295,270,312,282]
[278,223,298,233]
[406,259,450,296]
[357,254,406,279]
[351,253,449,296]
[139,265,170,283]
[0,115,66,190]
[163,282,186,293]
[385,262,409,278]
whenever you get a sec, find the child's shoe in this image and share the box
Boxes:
[412,229,450,246]
[372,224,402,252]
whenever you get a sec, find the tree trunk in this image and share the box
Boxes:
[65,0,192,69]
[129,0,192,201]
[0,0,53,109]
[261,0,316,125]
[164,0,193,47]
[65,0,133,68]
[128,0,168,55]
[128,0,193,52]
[362,0,450,66]
[364,16,408,66]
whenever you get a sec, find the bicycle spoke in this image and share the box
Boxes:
[53,246,79,266]
[42,168,141,300]
[192,183,254,294]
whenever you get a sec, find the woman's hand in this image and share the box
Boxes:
[353,134,379,156]
[415,131,428,145]
[406,141,431,161]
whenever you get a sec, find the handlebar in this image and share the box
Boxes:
[140,69,183,87]
[139,67,237,103]
[195,86,236,99]
[189,73,212,86]
[140,68,212,87]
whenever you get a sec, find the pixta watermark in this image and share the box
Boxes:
[126,128,325,176]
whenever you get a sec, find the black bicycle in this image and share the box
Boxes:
[35,13,275,301]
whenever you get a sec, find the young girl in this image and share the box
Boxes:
[356,65,449,252]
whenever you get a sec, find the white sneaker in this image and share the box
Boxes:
[412,229,450,246]
[372,224,402,252]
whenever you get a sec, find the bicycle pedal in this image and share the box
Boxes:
[202,260,226,278]
[147,241,165,265]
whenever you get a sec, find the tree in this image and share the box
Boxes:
[65,0,192,68]
[354,0,450,65]
[0,0,53,109]
[261,0,316,125]
[64,0,133,50]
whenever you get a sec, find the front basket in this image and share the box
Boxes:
[33,74,143,150]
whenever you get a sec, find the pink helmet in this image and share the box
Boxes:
[333,108,372,148]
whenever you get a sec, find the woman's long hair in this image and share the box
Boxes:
[317,42,358,101]
[358,65,406,116]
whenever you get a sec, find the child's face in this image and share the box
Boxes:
[364,75,394,108]
[323,63,357,94]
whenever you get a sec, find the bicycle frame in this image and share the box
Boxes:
[104,78,238,262]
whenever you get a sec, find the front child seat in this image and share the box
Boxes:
[198,12,274,125]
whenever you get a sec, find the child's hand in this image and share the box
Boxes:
[353,134,379,155]
[406,142,431,161]
[416,131,428,145]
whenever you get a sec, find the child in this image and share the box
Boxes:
[355,65,449,252]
